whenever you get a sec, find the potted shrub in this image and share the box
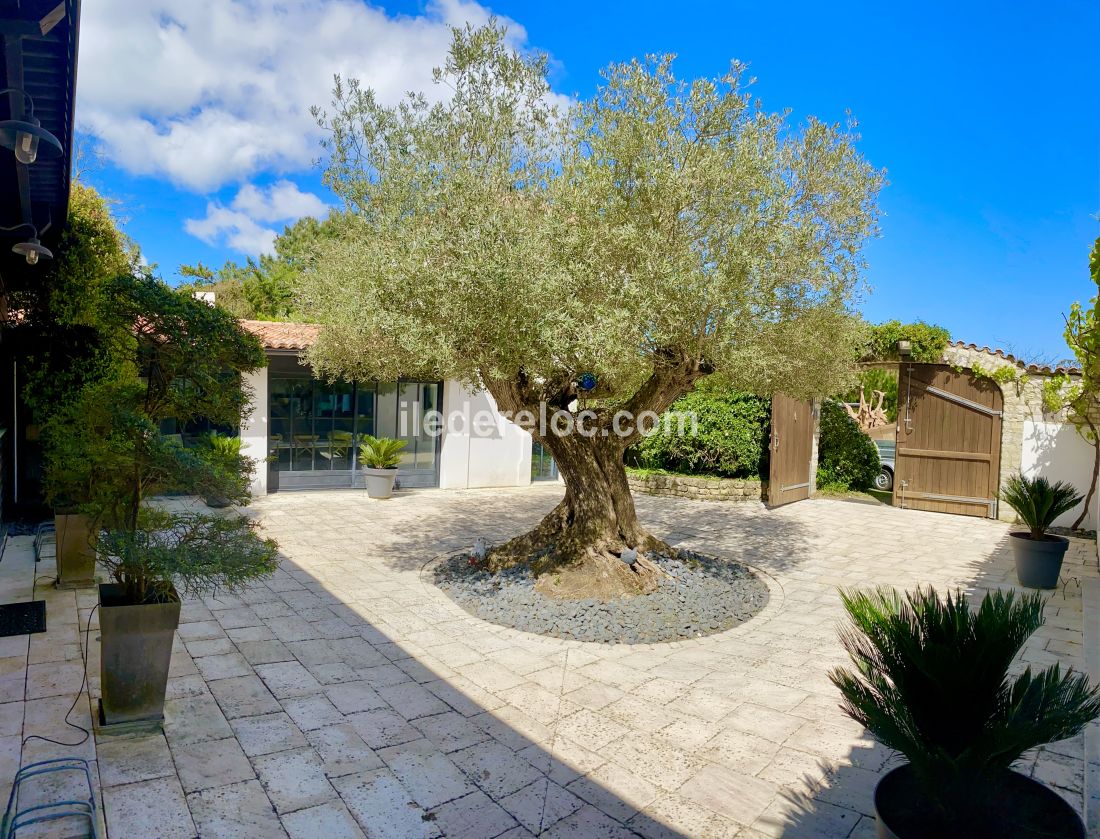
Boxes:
[66,274,278,725]
[199,432,248,508]
[831,586,1100,839]
[41,411,101,588]
[1001,474,1083,589]
[358,435,407,499]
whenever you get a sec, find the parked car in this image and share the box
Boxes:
[874,439,895,491]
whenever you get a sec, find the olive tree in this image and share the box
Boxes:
[302,24,883,595]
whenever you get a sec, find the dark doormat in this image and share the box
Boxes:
[0,601,46,636]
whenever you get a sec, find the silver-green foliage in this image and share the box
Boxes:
[300,23,884,404]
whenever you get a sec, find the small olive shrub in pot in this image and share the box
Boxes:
[1001,474,1082,589]
[359,435,407,499]
[831,586,1100,839]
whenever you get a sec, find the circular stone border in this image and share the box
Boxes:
[431,549,770,644]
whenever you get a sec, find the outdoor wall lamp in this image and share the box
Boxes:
[897,339,912,358]
[13,236,51,265]
[0,88,63,164]
[0,222,52,265]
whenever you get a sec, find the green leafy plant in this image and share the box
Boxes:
[831,587,1100,832]
[1000,474,1083,540]
[816,400,880,491]
[631,389,769,478]
[359,435,407,469]
[44,273,279,604]
[863,320,951,363]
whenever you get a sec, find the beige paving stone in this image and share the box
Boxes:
[164,692,235,746]
[208,673,283,720]
[174,736,256,793]
[679,763,779,827]
[188,779,287,839]
[281,800,366,839]
[103,775,196,839]
[331,768,440,838]
[236,642,294,668]
[253,746,337,813]
[96,733,175,787]
[306,723,384,776]
[499,778,584,833]
[231,711,310,757]
[255,660,324,699]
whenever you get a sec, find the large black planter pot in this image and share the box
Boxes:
[99,583,181,726]
[874,764,1084,839]
[1010,532,1070,589]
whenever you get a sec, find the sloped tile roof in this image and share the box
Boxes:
[240,320,320,351]
[949,340,1081,376]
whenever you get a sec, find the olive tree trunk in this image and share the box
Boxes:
[482,353,710,596]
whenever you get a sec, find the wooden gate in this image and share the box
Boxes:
[769,393,815,507]
[894,364,1003,518]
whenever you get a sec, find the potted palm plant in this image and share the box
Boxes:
[358,434,407,499]
[1001,474,1083,589]
[831,586,1100,839]
[63,274,278,726]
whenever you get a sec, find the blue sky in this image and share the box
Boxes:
[77,1,1099,362]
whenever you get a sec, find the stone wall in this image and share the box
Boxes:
[627,472,767,503]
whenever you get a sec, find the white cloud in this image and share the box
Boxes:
[77,0,540,192]
[184,180,328,255]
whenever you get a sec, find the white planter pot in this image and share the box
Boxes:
[363,467,398,499]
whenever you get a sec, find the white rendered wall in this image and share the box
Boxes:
[240,367,269,496]
[439,381,532,489]
[1021,420,1095,529]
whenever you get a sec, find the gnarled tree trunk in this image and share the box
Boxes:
[482,351,711,598]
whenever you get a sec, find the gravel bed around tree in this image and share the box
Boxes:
[431,549,769,643]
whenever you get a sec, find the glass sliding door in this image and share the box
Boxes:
[266,355,441,490]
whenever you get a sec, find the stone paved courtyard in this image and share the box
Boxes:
[3,485,1097,837]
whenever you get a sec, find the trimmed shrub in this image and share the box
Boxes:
[632,390,769,478]
[817,400,880,491]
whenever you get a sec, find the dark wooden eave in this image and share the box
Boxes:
[0,0,79,292]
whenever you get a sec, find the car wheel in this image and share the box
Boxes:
[874,467,893,492]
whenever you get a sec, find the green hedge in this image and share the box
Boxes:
[631,390,769,478]
[816,400,880,491]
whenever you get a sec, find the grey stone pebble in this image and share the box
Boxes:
[433,549,769,644]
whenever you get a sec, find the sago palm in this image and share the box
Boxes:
[830,587,1100,831]
[1000,475,1082,539]
[358,435,407,470]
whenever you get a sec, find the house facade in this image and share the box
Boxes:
[239,321,545,495]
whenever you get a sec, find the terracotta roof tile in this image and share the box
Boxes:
[240,320,320,351]
[948,340,1081,376]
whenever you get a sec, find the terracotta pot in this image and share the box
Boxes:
[54,512,96,587]
[98,583,181,725]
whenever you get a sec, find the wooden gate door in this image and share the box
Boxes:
[894,364,1003,518]
[769,393,815,507]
